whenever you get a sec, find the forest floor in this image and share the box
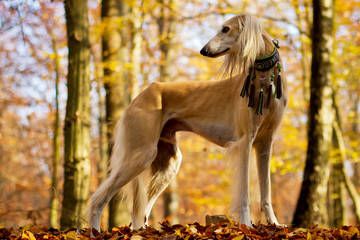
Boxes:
[1,220,359,239]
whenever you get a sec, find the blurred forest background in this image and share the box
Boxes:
[0,0,359,231]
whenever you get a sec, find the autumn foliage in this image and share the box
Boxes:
[1,221,360,240]
[1,0,360,230]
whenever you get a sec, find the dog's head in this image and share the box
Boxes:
[200,14,266,77]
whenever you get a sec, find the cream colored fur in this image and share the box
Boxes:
[87,14,287,231]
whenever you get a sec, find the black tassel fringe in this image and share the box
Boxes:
[276,75,282,99]
[256,90,264,115]
[266,84,272,108]
[240,75,250,97]
[248,83,255,107]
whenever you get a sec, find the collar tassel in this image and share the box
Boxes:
[266,84,272,108]
[256,87,264,115]
[266,72,275,108]
[240,67,252,97]
[275,62,282,99]
[248,82,255,107]
[240,39,282,113]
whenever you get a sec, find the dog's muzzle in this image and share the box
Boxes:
[200,46,210,56]
[200,46,230,57]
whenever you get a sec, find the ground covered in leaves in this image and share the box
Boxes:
[1,221,360,239]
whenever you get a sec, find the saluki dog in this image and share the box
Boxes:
[87,14,287,231]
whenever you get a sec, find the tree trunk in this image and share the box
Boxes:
[327,88,360,224]
[92,23,108,187]
[331,118,360,223]
[96,81,108,185]
[128,2,142,99]
[157,0,178,83]
[102,0,131,229]
[327,158,346,227]
[327,89,347,227]
[292,0,335,227]
[342,163,360,223]
[350,93,360,222]
[293,0,311,103]
[351,94,360,188]
[163,178,179,223]
[95,43,110,230]
[49,30,60,229]
[157,0,179,224]
[60,0,91,230]
[95,67,109,230]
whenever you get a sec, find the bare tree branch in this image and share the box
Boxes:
[262,15,310,38]
[15,4,26,46]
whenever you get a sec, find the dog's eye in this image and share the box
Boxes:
[222,26,230,33]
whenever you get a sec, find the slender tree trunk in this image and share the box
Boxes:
[351,93,360,223]
[326,89,360,224]
[49,30,61,229]
[351,94,360,188]
[292,0,335,227]
[60,0,91,229]
[102,0,131,229]
[331,91,360,223]
[327,145,346,227]
[293,0,311,103]
[332,119,360,223]
[89,6,109,230]
[327,164,346,228]
[128,1,142,99]
[157,0,179,224]
[95,70,109,230]
[343,169,360,223]
[327,90,346,227]
[92,23,108,187]
[96,82,108,185]
[163,177,179,223]
[157,0,178,83]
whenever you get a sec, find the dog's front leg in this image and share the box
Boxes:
[228,136,253,227]
[254,139,280,225]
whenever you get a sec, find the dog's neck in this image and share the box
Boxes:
[239,39,282,115]
[258,33,276,59]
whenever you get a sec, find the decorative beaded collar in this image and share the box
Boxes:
[240,40,282,115]
[254,47,280,72]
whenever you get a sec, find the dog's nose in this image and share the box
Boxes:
[200,46,209,56]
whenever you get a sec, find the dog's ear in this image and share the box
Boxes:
[238,15,265,65]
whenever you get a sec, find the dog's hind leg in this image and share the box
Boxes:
[144,140,182,226]
[254,138,280,225]
[131,175,148,229]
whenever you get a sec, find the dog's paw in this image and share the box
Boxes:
[230,211,253,228]
[267,222,287,228]
[275,223,287,228]
[239,219,253,228]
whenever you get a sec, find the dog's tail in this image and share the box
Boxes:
[108,116,127,173]
[131,175,147,228]
[86,117,130,227]
[111,117,149,228]
[87,116,149,228]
